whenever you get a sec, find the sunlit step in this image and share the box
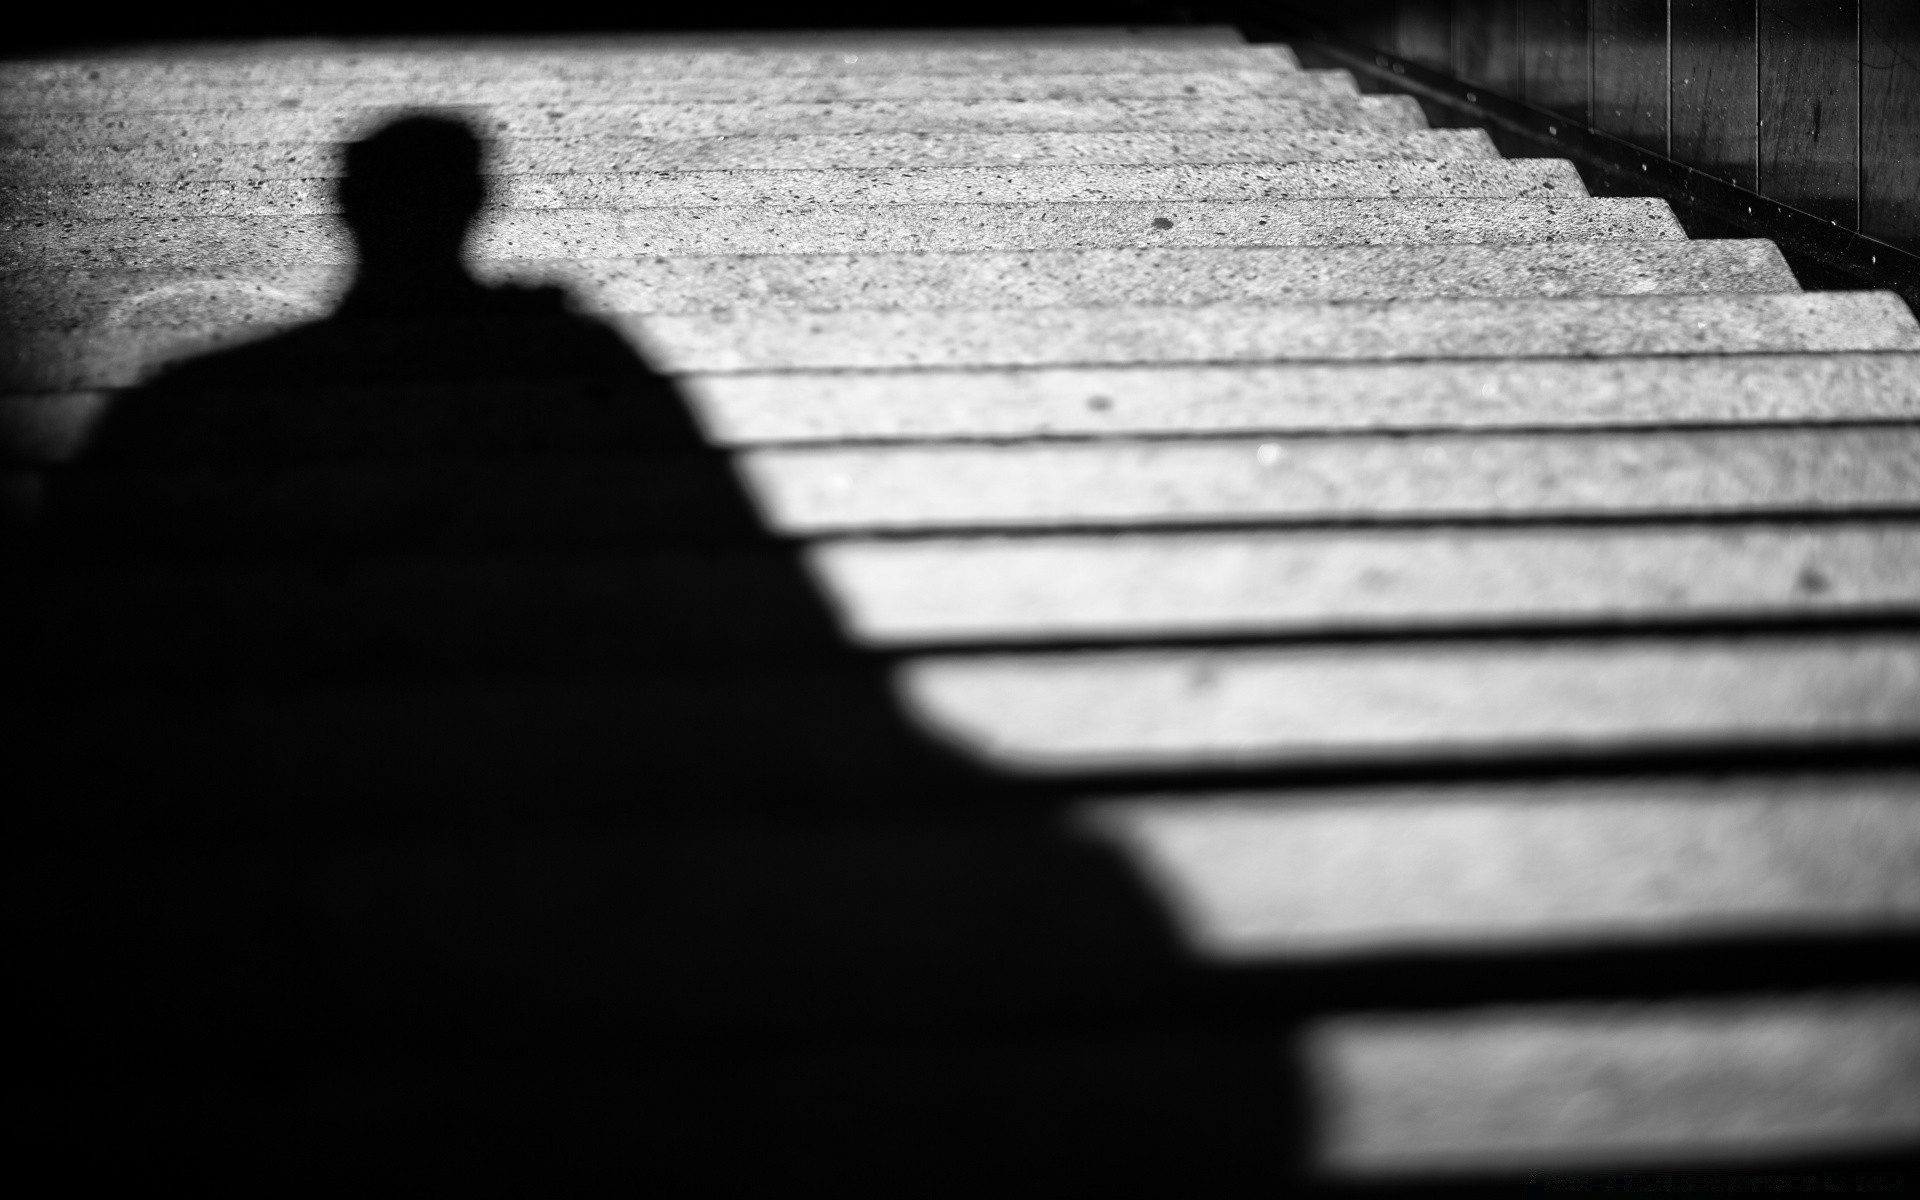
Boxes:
[813,525,1920,644]
[9,159,1581,221]
[1085,776,1920,958]
[744,428,1920,534]
[0,94,1420,149]
[0,38,1293,99]
[1306,993,1920,1174]
[21,291,1905,390]
[16,347,1917,468]
[686,351,1914,442]
[6,241,1794,336]
[0,128,1495,183]
[4,197,1677,270]
[898,636,1920,771]
[0,67,1348,116]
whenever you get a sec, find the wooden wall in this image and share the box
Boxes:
[1286,1,1920,253]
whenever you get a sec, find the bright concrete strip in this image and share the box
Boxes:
[1,197,1686,270]
[0,41,1297,95]
[629,291,1920,372]
[6,159,1585,220]
[894,636,1920,771]
[0,129,1497,183]
[0,242,1794,334]
[687,351,1915,442]
[742,428,1920,533]
[809,524,1920,644]
[1083,776,1920,958]
[1304,993,1920,1174]
[0,95,1421,148]
[0,68,1350,115]
[12,293,1916,391]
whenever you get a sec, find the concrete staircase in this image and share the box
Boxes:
[4,24,1918,1186]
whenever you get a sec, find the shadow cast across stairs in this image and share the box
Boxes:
[6,113,1318,1185]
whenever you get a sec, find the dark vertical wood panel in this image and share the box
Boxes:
[1522,0,1592,121]
[1456,0,1525,94]
[1593,0,1671,152]
[1310,0,1402,53]
[1673,1,1759,190]
[1391,0,1455,72]
[1861,0,1920,253]
[1759,0,1859,225]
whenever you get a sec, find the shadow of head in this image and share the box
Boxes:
[339,115,487,275]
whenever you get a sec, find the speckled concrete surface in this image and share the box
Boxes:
[0,240,1795,331]
[0,40,1296,98]
[685,349,1913,442]
[621,291,1915,372]
[0,68,1348,116]
[1090,781,1920,954]
[4,159,1584,220]
[810,524,1920,642]
[4,197,1685,268]
[0,130,1497,186]
[0,95,1422,149]
[9,28,1920,1177]
[740,427,1920,532]
[11,348,1913,467]
[897,637,1920,769]
[1306,994,1920,1173]
[11,292,1913,390]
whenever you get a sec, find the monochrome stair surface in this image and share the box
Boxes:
[4,25,1916,1186]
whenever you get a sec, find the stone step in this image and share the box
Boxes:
[7,344,1900,472]
[4,159,1584,221]
[1,197,1685,272]
[744,428,1920,534]
[5,241,1795,337]
[0,95,1420,150]
[12,525,1915,685]
[13,430,1916,559]
[12,292,1909,392]
[900,635,1920,772]
[638,290,1915,372]
[1087,777,1920,959]
[0,129,1497,183]
[0,68,1350,116]
[0,41,1296,97]
[1306,993,1920,1175]
[680,351,1912,443]
[812,523,1920,644]
[7,346,1908,467]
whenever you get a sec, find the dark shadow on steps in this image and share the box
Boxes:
[10,115,1301,1182]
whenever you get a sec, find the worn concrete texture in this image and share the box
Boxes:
[12,292,1914,391]
[0,130,1498,186]
[6,345,1903,469]
[809,524,1920,642]
[896,636,1920,769]
[0,69,1350,116]
[0,241,1795,334]
[1306,993,1920,1173]
[16,344,1908,470]
[3,197,1686,269]
[1087,780,1920,955]
[685,350,1915,442]
[4,159,1586,221]
[0,95,1423,149]
[1,41,1297,97]
[741,428,1920,533]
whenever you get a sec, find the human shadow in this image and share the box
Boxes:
[20,115,1308,1180]
[44,113,999,817]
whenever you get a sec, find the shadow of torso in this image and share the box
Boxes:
[12,116,1278,1184]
